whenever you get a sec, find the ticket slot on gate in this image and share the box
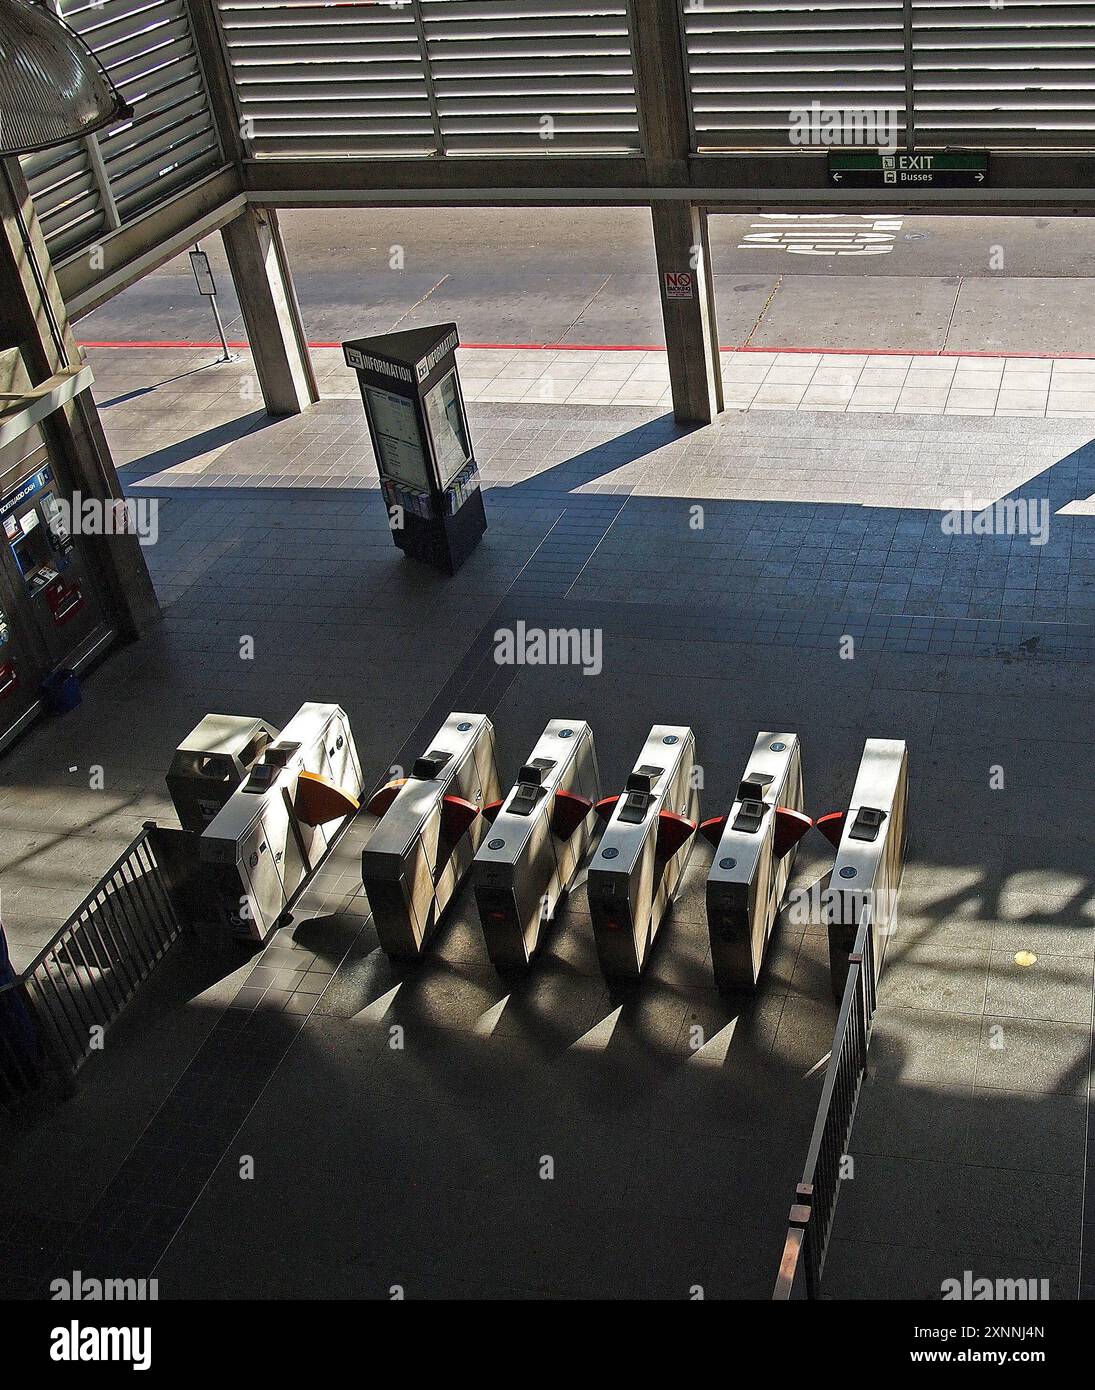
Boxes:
[700,733,810,993]
[819,738,909,1000]
[587,726,698,980]
[187,703,362,943]
[362,712,500,960]
[472,720,599,969]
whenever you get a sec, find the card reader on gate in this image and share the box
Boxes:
[732,798,766,834]
[509,760,556,817]
[242,762,281,794]
[849,805,886,842]
[413,750,452,779]
[619,766,662,823]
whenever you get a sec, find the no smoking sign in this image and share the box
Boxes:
[664,271,694,300]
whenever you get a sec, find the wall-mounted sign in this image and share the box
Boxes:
[828,152,989,188]
[189,249,217,297]
[664,271,694,300]
[0,466,54,522]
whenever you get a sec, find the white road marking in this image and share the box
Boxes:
[737,213,903,256]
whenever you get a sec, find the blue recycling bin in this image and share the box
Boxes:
[41,668,82,714]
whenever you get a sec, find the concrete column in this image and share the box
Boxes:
[651,201,722,424]
[0,158,160,639]
[629,0,722,424]
[220,206,318,416]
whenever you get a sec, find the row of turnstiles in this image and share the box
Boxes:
[165,705,908,999]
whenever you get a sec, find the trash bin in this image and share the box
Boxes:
[166,714,280,833]
[41,668,81,713]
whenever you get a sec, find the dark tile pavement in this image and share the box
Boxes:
[0,396,1092,1299]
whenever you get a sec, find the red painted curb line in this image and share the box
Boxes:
[77,339,1095,363]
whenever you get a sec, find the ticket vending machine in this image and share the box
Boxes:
[342,323,486,575]
[587,725,699,980]
[0,422,113,749]
[700,732,812,993]
[472,719,600,969]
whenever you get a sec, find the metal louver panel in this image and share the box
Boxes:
[21,0,225,260]
[214,0,640,156]
[682,1,909,149]
[911,0,1095,146]
[62,0,224,220]
[19,143,107,261]
[215,0,436,156]
[420,0,640,152]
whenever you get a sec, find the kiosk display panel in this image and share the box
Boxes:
[363,386,432,491]
[425,370,471,485]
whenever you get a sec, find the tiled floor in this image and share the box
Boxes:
[456,346,1095,420]
[1,385,1092,1299]
[88,345,1095,524]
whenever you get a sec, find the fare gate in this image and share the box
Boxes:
[362,712,501,960]
[197,703,363,942]
[816,739,909,1000]
[700,732,812,993]
[154,704,362,945]
[587,725,699,980]
[473,719,600,969]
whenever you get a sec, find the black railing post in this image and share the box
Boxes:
[774,910,885,1299]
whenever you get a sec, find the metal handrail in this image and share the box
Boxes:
[773,907,878,1299]
[0,822,184,1104]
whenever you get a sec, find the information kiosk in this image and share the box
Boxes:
[342,323,486,574]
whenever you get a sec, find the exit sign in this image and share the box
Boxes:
[828,152,989,188]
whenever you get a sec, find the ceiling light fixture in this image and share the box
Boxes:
[0,0,130,155]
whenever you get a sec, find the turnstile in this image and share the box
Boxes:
[472,719,599,969]
[587,725,698,979]
[166,714,280,832]
[362,712,500,960]
[816,738,909,999]
[198,703,362,942]
[701,732,812,993]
